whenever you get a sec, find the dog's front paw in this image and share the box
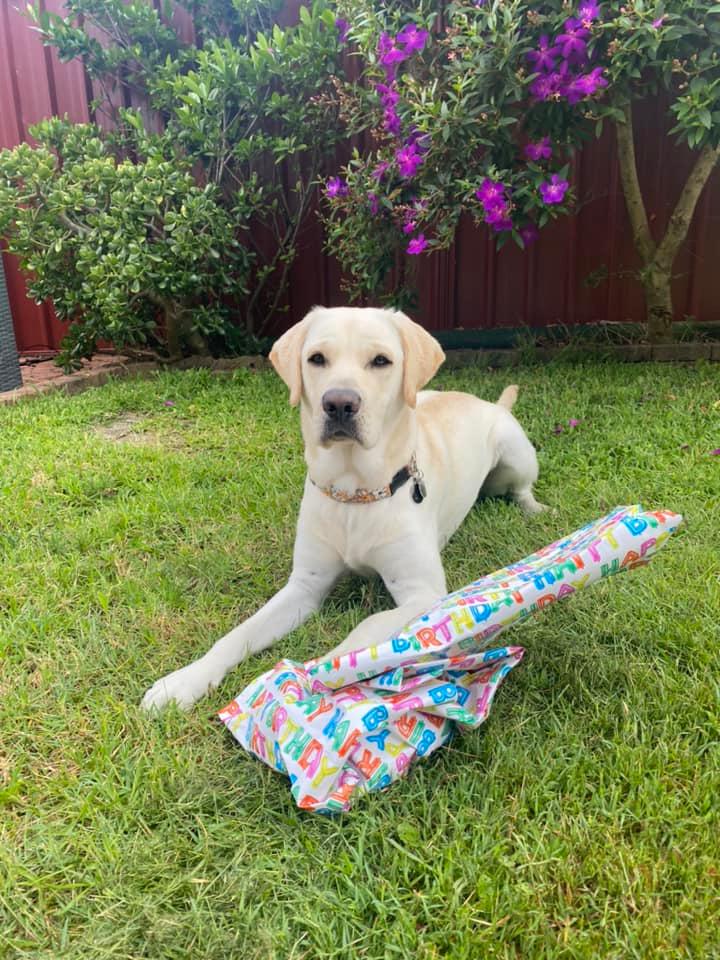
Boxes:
[141,660,219,712]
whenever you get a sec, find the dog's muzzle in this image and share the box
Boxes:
[321,389,361,442]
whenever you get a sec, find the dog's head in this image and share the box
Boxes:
[269,306,445,449]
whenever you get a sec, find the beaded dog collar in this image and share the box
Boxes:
[311,454,427,505]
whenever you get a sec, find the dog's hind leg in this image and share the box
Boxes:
[481,416,547,514]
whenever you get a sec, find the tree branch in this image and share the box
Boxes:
[655,142,720,270]
[614,102,655,264]
[59,213,91,237]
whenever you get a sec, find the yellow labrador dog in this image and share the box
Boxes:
[142,306,544,711]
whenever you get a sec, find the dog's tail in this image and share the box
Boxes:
[497,384,519,411]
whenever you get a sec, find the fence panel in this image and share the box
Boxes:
[0,2,718,352]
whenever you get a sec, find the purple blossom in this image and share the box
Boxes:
[519,223,539,246]
[483,199,510,225]
[407,233,427,255]
[556,18,590,64]
[402,220,416,234]
[368,192,379,215]
[491,215,514,233]
[406,127,431,153]
[525,136,553,162]
[526,35,559,74]
[652,14,666,28]
[397,23,429,56]
[163,400,175,407]
[539,174,569,205]
[396,143,423,178]
[474,0,485,6]
[568,418,581,428]
[530,70,564,101]
[326,176,349,199]
[377,32,394,58]
[577,1,600,23]
[371,161,390,181]
[335,18,349,43]
[566,66,608,103]
[375,84,404,137]
[475,177,507,205]
[711,448,720,456]
[375,82,399,108]
[377,32,406,70]
[383,107,402,135]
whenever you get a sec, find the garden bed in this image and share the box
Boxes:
[3,334,719,406]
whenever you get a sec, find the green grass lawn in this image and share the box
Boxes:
[1,360,718,959]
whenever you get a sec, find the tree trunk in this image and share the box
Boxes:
[164,301,183,359]
[614,103,719,344]
[643,267,674,342]
[163,300,208,358]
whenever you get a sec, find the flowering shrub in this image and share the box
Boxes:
[324,1,720,339]
[0,0,344,367]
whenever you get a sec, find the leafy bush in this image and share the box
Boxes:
[0,0,344,368]
[325,0,720,339]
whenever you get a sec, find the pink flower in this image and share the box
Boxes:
[525,137,553,161]
[711,448,720,456]
[163,400,175,407]
[539,174,569,204]
[652,15,665,28]
[371,161,390,181]
[402,220,416,234]
[568,418,581,428]
[368,192,379,215]
[407,233,427,255]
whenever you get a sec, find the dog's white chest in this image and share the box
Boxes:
[309,493,415,575]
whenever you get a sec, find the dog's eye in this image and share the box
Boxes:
[307,353,326,366]
[371,355,392,368]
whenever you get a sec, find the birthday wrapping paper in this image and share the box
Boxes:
[219,505,682,814]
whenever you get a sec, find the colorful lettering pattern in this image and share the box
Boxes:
[219,505,681,814]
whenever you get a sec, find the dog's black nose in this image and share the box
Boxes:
[322,389,361,422]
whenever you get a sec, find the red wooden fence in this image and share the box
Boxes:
[1,1,719,353]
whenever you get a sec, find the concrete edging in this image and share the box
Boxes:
[443,342,718,368]
[0,355,269,406]
[1,343,717,406]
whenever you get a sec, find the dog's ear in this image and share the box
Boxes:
[269,315,313,406]
[392,311,445,408]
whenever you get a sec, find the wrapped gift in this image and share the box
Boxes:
[219,505,682,814]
